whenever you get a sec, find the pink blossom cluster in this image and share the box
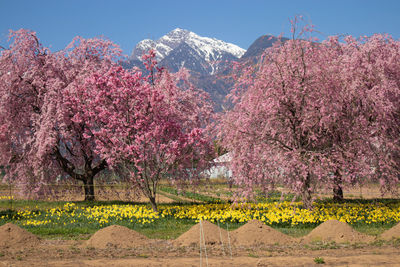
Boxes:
[71,51,213,210]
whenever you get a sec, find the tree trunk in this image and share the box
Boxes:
[149,196,158,212]
[333,169,344,202]
[83,176,95,201]
[55,148,107,202]
[302,172,313,209]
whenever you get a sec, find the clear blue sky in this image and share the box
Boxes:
[1,0,399,55]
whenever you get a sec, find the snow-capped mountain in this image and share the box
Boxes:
[130,28,246,75]
[125,29,285,111]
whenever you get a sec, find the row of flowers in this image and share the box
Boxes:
[160,202,400,225]
[1,201,399,227]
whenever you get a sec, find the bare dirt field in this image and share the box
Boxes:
[1,238,399,266]
[1,221,400,266]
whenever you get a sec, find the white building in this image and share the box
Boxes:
[204,153,232,179]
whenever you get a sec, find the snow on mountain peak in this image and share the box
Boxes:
[166,28,191,37]
[131,28,246,63]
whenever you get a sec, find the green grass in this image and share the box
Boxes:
[316,198,400,205]
[157,190,191,203]
[314,257,325,264]
[255,190,298,203]
[351,222,398,236]
[276,226,314,238]
[29,226,95,239]
[26,217,199,240]
[159,186,223,203]
[277,222,398,238]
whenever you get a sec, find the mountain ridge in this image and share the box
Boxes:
[125,29,286,111]
[130,28,245,75]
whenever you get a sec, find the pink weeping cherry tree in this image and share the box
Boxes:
[218,21,400,208]
[341,34,400,195]
[0,29,121,200]
[72,50,214,211]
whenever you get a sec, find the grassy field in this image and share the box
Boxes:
[1,181,400,242]
[1,200,397,240]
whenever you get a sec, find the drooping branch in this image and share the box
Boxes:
[54,147,84,182]
[92,159,107,176]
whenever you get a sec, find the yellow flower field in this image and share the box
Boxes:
[1,201,399,227]
[159,202,400,225]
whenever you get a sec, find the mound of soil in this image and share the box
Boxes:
[232,220,295,246]
[380,222,400,240]
[301,220,374,244]
[174,220,230,246]
[85,225,149,249]
[0,223,41,249]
